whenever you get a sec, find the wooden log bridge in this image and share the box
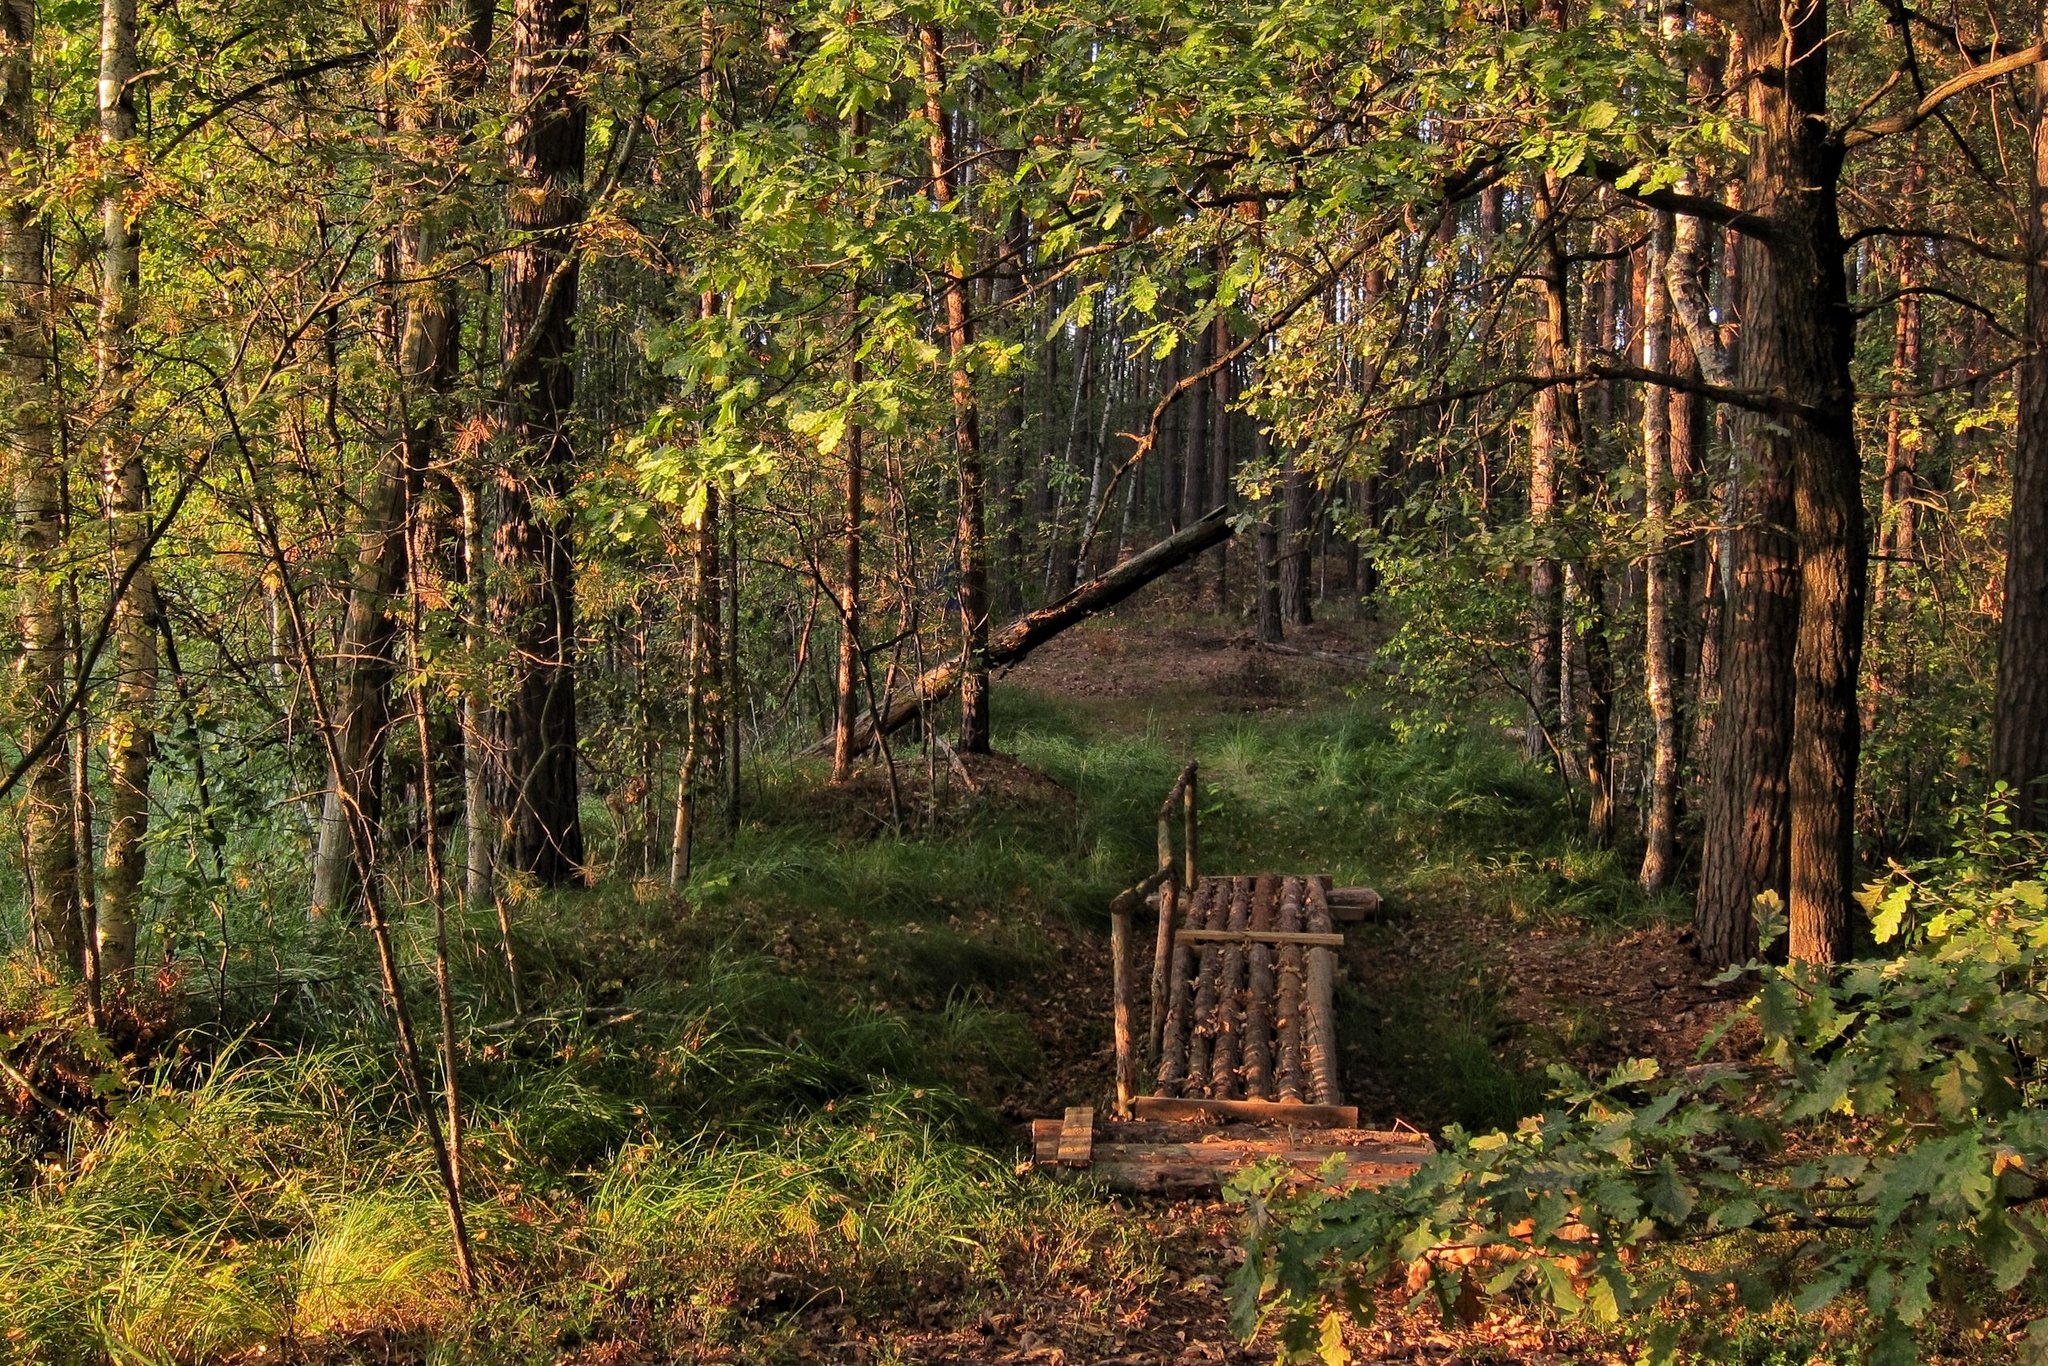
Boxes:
[1154,873,1348,1107]
[1033,764,1427,1194]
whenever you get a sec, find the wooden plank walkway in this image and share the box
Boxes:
[1030,763,1425,1194]
[1156,874,1347,1105]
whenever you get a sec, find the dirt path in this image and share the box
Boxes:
[788,599,1741,1365]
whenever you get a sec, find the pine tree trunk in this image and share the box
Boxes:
[919,26,990,753]
[1161,344,1183,533]
[1182,322,1208,533]
[489,0,588,884]
[1697,0,1862,965]
[1526,171,1575,769]
[1207,313,1231,611]
[3,0,79,973]
[1281,448,1313,627]
[1995,22,2048,829]
[95,0,153,977]
[1255,429,1282,643]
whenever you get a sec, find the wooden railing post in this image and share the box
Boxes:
[1150,762,1195,1059]
[1183,762,1198,888]
[1111,901,1134,1116]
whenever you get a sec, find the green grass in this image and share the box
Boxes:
[0,646,1681,1361]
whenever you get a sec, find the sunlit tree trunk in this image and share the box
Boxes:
[3,0,79,974]
[96,0,153,977]
[1641,213,1681,891]
[1695,0,1861,964]
[920,25,990,753]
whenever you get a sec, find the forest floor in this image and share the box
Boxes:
[761,596,1756,1366]
[5,585,1879,1366]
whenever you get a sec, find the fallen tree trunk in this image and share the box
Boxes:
[830,506,1234,752]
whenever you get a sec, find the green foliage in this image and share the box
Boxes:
[1236,813,2048,1363]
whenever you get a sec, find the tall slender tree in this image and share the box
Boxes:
[919,24,990,753]
[4,0,78,973]
[489,0,589,882]
[95,0,151,976]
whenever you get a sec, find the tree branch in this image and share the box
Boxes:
[1584,159,1781,243]
[1839,43,2048,147]
[1851,284,2015,337]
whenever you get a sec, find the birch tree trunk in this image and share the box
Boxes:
[1641,213,1681,892]
[96,0,153,977]
[3,0,80,973]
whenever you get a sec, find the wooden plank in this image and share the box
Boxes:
[1132,1096,1359,1128]
[1329,885,1382,922]
[1031,1118,1062,1165]
[1275,877,1306,1103]
[1177,928,1344,948]
[1058,1106,1095,1167]
[1155,880,1206,1096]
[1242,874,1279,1100]
[1151,771,1194,1060]
[1208,878,1250,1100]
[1112,904,1135,1116]
[1304,878,1343,1107]
[1148,875,1176,1059]
[1083,1139,1428,1196]
[1187,879,1228,1095]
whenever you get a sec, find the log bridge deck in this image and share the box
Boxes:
[1031,763,1431,1194]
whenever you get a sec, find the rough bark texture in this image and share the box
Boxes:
[489,0,588,884]
[1995,30,2048,829]
[1695,0,1862,965]
[3,0,79,971]
[920,26,990,754]
[1281,446,1313,626]
[1526,172,1568,766]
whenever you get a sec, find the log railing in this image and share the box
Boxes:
[1106,761,1197,1117]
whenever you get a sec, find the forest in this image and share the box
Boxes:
[1,0,2047,1357]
